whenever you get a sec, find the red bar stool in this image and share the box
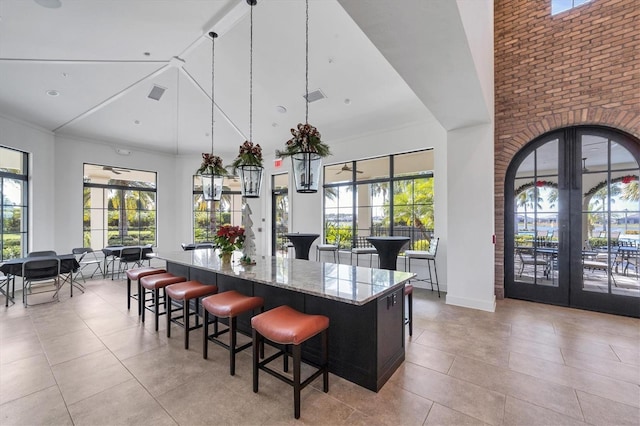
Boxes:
[202,290,264,375]
[251,305,329,419]
[139,273,186,331]
[125,267,166,315]
[404,284,413,336]
[165,280,218,349]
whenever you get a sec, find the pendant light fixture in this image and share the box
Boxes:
[197,31,226,202]
[231,0,264,198]
[276,0,331,193]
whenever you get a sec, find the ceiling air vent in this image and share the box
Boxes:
[148,85,166,101]
[304,89,326,103]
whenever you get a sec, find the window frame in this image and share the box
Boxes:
[83,164,157,248]
[1,146,29,260]
[323,150,434,250]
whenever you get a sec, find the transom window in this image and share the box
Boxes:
[551,0,592,15]
[1,146,28,260]
[323,150,434,250]
[83,164,157,248]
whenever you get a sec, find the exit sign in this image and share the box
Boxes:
[274,158,283,168]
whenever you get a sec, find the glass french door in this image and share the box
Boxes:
[271,173,289,257]
[506,126,640,317]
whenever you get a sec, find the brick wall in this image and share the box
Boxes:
[494,0,640,298]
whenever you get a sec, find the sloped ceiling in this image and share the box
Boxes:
[0,0,486,158]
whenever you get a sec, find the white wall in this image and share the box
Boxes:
[54,135,180,254]
[445,123,496,312]
[0,114,56,252]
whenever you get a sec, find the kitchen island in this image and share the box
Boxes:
[152,250,414,391]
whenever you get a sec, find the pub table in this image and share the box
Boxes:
[366,236,410,270]
[284,233,319,260]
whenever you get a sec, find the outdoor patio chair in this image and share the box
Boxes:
[350,236,377,267]
[516,248,547,279]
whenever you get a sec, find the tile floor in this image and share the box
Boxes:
[1,275,639,425]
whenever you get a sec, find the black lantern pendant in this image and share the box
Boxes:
[293,0,323,193]
[202,31,224,202]
[239,0,263,198]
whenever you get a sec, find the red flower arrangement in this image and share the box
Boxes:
[622,175,636,184]
[214,225,245,255]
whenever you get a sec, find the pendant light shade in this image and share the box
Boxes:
[292,152,321,193]
[200,31,225,202]
[239,165,263,197]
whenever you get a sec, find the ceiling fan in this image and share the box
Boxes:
[336,163,363,174]
[102,166,130,175]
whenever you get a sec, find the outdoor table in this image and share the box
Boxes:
[0,254,80,306]
[284,233,319,260]
[366,236,410,270]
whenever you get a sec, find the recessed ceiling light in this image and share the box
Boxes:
[134,120,140,125]
[272,122,279,127]
[344,98,351,105]
[46,89,60,97]
[144,52,151,57]
[275,105,287,114]
[34,0,61,8]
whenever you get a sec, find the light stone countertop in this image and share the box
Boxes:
[151,250,415,306]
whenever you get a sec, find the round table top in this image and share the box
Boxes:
[366,236,410,241]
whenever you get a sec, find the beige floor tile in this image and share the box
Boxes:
[0,316,36,342]
[83,311,138,336]
[0,354,56,405]
[505,335,565,363]
[99,325,165,360]
[0,333,44,365]
[122,343,215,397]
[562,348,640,385]
[0,385,72,426]
[31,311,89,340]
[319,376,432,425]
[424,403,486,425]
[414,329,510,368]
[612,344,640,366]
[448,355,584,420]
[389,361,505,425]
[405,341,456,374]
[503,396,588,426]
[67,379,177,426]
[509,351,640,408]
[51,348,133,405]
[577,390,640,426]
[39,328,105,366]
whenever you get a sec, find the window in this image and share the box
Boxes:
[272,173,289,256]
[83,164,157,248]
[551,0,592,15]
[1,146,28,260]
[323,150,434,250]
[193,176,243,243]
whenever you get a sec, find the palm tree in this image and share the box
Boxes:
[588,184,621,233]
[516,187,542,231]
[622,180,639,202]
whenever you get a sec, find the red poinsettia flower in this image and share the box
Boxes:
[536,180,545,187]
[622,175,635,184]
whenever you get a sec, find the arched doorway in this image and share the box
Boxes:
[505,126,640,317]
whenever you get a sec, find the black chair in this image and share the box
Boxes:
[28,250,57,257]
[72,247,104,281]
[114,247,143,280]
[22,256,61,306]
